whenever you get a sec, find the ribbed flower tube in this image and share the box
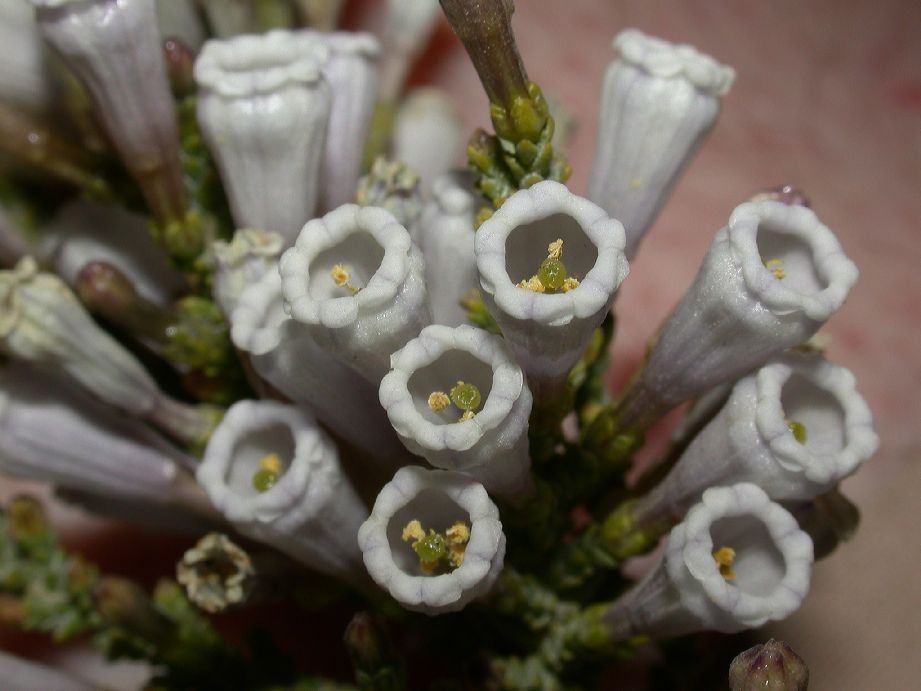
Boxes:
[212,228,284,317]
[357,466,505,615]
[0,364,208,516]
[475,181,629,401]
[378,0,440,101]
[231,269,408,466]
[194,30,331,244]
[634,353,879,527]
[379,325,534,501]
[414,171,477,326]
[602,484,813,640]
[0,0,54,115]
[308,30,381,212]
[393,89,463,197]
[281,204,431,384]
[588,29,735,260]
[197,400,368,583]
[0,257,217,446]
[30,0,186,223]
[615,199,859,432]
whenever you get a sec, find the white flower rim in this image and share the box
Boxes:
[379,325,525,453]
[728,200,858,321]
[280,204,413,328]
[356,466,504,610]
[475,181,628,326]
[613,28,735,97]
[197,401,334,524]
[666,484,813,628]
[313,30,381,58]
[754,354,879,485]
[230,270,287,357]
[194,30,329,98]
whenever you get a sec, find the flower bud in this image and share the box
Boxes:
[212,229,285,318]
[728,639,809,691]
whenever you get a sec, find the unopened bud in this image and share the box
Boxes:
[344,612,395,677]
[93,577,173,644]
[177,533,255,614]
[729,639,809,691]
[5,495,49,542]
[163,38,196,97]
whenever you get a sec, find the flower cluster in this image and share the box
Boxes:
[0,0,877,688]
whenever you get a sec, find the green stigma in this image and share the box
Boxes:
[450,381,482,412]
[252,469,279,493]
[538,258,566,291]
[412,531,447,563]
[786,419,808,445]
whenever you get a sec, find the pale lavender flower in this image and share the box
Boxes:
[280,204,431,384]
[603,484,813,640]
[588,29,735,260]
[615,199,859,431]
[30,0,186,223]
[155,0,205,50]
[197,400,368,583]
[194,30,331,244]
[413,171,477,327]
[379,324,535,501]
[475,181,629,401]
[634,353,879,526]
[357,465,505,615]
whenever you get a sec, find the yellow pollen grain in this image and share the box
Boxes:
[428,391,451,413]
[547,238,564,260]
[517,275,545,292]
[401,519,425,542]
[765,259,786,280]
[459,410,475,422]
[562,277,580,292]
[446,521,470,567]
[331,263,360,294]
[259,453,282,475]
[713,546,737,580]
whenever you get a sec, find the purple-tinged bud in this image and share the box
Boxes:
[728,639,809,691]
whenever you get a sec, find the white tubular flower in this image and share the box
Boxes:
[281,204,431,384]
[392,89,463,197]
[414,171,477,326]
[603,484,813,640]
[30,0,186,223]
[379,325,534,501]
[0,0,55,115]
[378,0,440,101]
[194,31,331,244]
[635,353,879,526]
[357,466,505,615]
[615,200,859,431]
[40,200,185,307]
[0,364,206,513]
[197,400,368,582]
[588,29,735,260]
[310,31,381,213]
[212,229,284,317]
[0,650,93,691]
[0,257,216,445]
[231,270,409,466]
[475,181,629,400]
[155,0,205,50]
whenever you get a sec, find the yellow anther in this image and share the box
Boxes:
[713,546,737,580]
[562,277,580,292]
[547,238,564,260]
[401,519,425,542]
[765,258,786,280]
[259,453,282,475]
[517,275,545,292]
[459,410,475,422]
[331,263,360,294]
[446,521,470,568]
[428,391,451,413]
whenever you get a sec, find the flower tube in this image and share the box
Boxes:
[378,0,440,101]
[357,466,505,615]
[614,199,859,432]
[309,31,381,213]
[0,364,209,517]
[197,400,368,583]
[0,257,218,446]
[633,353,879,527]
[475,181,629,401]
[379,325,534,501]
[588,29,735,260]
[413,171,477,326]
[601,484,813,640]
[30,0,186,223]
[0,0,55,115]
[392,89,463,197]
[280,204,431,384]
[212,229,285,318]
[231,270,408,466]
[194,30,331,244]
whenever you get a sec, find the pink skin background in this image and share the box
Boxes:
[2,0,920,687]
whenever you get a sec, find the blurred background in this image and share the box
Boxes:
[2,0,919,688]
